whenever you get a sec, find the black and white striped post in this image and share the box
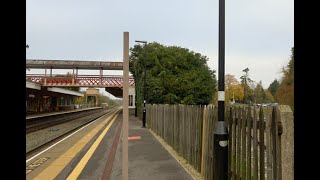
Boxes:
[213,0,228,179]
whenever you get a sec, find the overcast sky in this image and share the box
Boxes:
[26,0,294,97]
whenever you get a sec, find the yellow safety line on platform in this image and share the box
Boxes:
[66,112,119,180]
[33,109,120,180]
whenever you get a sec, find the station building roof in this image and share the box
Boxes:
[47,87,84,97]
[26,80,84,97]
[26,80,41,90]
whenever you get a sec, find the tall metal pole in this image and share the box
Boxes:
[122,32,129,180]
[142,43,146,128]
[26,44,30,70]
[135,40,147,127]
[213,0,228,179]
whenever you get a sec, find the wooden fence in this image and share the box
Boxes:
[146,104,293,180]
[147,104,204,172]
[228,106,283,180]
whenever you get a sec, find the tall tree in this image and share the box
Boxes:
[130,42,217,117]
[225,74,239,88]
[240,68,254,104]
[268,79,280,98]
[225,74,244,104]
[264,89,275,103]
[253,81,266,104]
[226,84,244,104]
[276,47,294,111]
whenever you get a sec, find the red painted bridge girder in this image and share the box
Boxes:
[26,74,135,87]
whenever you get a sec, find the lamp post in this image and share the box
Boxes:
[26,44,30,71]
[213,0,228,179]
[135,40,147,128]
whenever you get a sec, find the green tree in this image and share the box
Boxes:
[264,89,275,103]
[253,81,266,104]
[75,92,118,107]
[130,42,217,117]
[75,90,86,104]
[96,93,119,107]
[240,68,254,104]
[268,79,280,98]
[276,47,294,111]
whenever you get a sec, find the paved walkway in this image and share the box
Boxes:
[110,115,193,180]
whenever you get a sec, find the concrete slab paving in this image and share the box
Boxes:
[110,115,193,180]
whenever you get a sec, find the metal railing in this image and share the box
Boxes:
[25,74,135,87]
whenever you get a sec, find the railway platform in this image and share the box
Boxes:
[26,110,193,180]
[110,115,193,180]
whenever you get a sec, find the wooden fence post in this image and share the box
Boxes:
[201,105,207,176]
[259,106,265,180]
[247,106,252,180]
[271,106,279,180]
[266,107,273,180]
[253,106,258,179]
[232,107,236,180]
[278,105,293,180]
[228,106,233,179]
[241,107,247,180]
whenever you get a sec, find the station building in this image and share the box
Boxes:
[26,80,84,115]
[26,80,136,115]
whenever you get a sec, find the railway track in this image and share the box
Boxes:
[26,107,121,158]
[26,108,105,134]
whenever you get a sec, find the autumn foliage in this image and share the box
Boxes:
[275,47,294,111]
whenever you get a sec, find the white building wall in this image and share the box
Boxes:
[129,86,135,109]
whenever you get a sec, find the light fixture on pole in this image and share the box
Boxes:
[135,40,147,128]
[26,44,30,70]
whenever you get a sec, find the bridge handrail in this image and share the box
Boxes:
[26,74,134,78]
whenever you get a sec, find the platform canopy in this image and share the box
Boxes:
[26,80,41,90]
[47,87,84,97]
